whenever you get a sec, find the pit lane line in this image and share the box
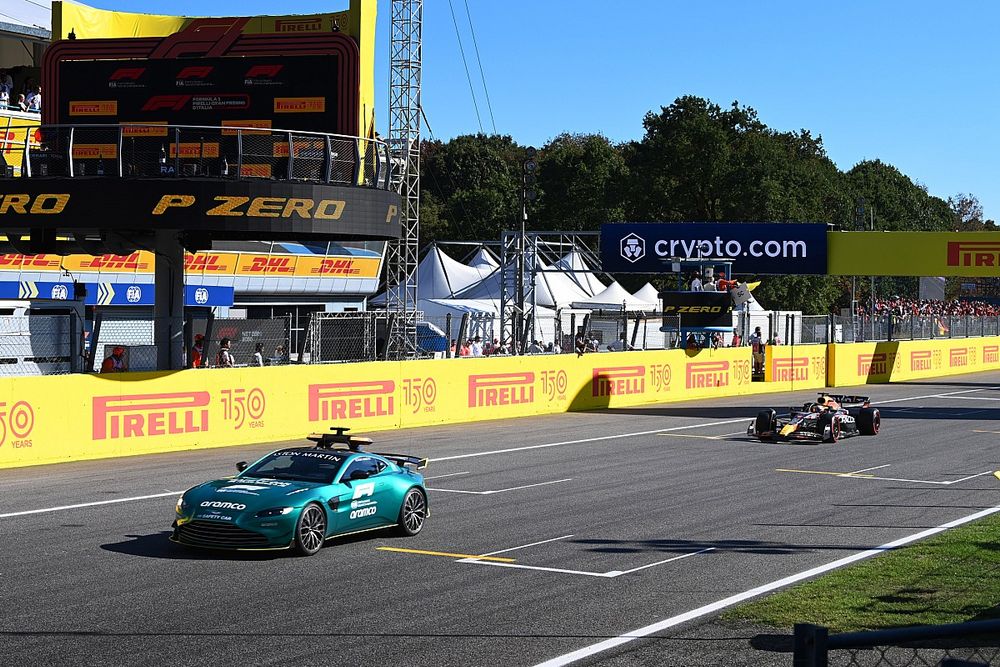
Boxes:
[1,387,992,520]
[530,501,1000,667]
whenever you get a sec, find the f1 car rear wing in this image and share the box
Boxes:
[820,394,871,407]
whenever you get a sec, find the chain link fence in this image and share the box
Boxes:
[0,315,78,375]
[196,317,291,368]
[304,311,391,363]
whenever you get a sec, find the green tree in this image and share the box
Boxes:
[535,133,628,232]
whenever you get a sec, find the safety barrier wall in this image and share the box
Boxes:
[764,345,828,391]
[1,347,762,469]
[827,337,1000,386]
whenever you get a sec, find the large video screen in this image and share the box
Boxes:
[58,54,340,134]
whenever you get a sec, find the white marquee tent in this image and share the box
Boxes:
[571,281,658,311]
[552,250,606,297]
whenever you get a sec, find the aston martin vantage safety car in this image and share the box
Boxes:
[171,427,428,556]
[749,394,881,443]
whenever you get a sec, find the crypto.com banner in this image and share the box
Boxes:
[601,223,828,275]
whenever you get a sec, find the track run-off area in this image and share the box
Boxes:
[3,372,1000,666]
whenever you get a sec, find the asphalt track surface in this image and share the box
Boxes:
[4,373,1000,667]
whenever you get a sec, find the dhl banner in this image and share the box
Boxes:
[0,252,382,280]
[764,345,828,390]
[828,232,1000,277]
[827,337,1000,386]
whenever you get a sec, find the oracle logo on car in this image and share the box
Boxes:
[685,361,729,389]
[910,350,933,371]
[984,345,999,364]
[857,353,888,376]
[771,357,809,382]
[592,366,645,397]
[308,381,395,421]
[92,392,210,440]
[468,372,535,408]
[950,348,970,367]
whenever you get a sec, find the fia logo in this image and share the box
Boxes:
[194,288,209,305]
[126,285,143,303]
[620,233,645,263]
[50,284,68,300]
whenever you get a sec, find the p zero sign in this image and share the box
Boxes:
[600,223,828,275]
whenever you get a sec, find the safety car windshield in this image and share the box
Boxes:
[241,450,346,484]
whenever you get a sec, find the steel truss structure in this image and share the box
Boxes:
[500,231,606,351]
[385,0,423,358]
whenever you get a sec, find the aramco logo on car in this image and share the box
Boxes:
[468,372,534,408]
[92,392,210,440]
[685,361,729,389]
[592,366,645,397]
[308,381,395,421]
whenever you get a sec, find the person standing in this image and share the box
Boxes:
[689,272,704,292]
[730,329,742,347]
[216,337,235,368]
[252,342,264,367]
[749,327,764,373]
[471,336,484,357]
[100,346,127,373]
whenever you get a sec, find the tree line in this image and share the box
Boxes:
[419,96,993,314]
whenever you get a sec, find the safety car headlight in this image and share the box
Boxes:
[175,495,188,514]
[255,507,295,518]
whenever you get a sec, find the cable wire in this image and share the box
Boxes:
[447,0,484,134]
[462,0,497,134]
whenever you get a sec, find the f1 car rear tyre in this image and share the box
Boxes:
[396,488,427,537]
[755,409,777,440]
[293,503,327,556]
[858,408,880,435]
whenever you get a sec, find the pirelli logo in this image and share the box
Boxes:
[984,345,999,364]
[93,392,210,440]
[275,18,323,32]
[911,350,933,371]
[120,122,168,137]
[947,241,1000,267]
[468,372,534,408]
[592,366,645,397]
[169,142,220,159]
[274,97,326,113]
[950,348,970,367]
[222,119,272,135]
[71,144,117,159]
[685,361,729,389]
[69,101,118,116]
[857,353,888,376]
[771,357,809,382]
[308,381,394,421]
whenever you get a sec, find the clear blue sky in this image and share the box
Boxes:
[88,1,1000,220]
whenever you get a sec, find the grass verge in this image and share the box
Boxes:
[723,513,1000,632]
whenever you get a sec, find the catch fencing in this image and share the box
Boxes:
[792,620,1000,666]
[0,315,79,375]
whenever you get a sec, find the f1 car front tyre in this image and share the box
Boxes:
[858,408,881,435]
[822,414,842,443]
[755,409,777,440]
[293,503,327,556]
[396,488,427,537]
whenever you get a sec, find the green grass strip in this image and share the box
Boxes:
[724,513,1000,632]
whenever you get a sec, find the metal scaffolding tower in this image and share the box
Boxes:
[386,0,422,358]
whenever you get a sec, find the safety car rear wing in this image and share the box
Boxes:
[375,453,429,470]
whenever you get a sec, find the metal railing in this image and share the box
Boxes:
[12,123,391,189]
[792,620,1000,666]
[837,314,1000,343]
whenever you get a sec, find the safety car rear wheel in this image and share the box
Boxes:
[293,503,327,556]
[755,409,777,440]
[858,408,880,435]
[396,488,427,537]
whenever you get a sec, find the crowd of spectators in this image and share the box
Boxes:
[0,69,41,113]
[863,297,1000,318]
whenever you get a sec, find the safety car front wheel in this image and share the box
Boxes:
[293,503,327,556]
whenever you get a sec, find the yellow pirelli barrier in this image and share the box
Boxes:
[0,347,761,469]
[764,345,828,391]
[827,337,1000,386]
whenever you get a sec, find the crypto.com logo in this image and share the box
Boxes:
[620,233,645,264]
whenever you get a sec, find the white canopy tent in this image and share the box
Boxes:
[455,256,589,308]
[552,250,606,297]
[467,247,499,270]
[571,281,657,311]
[631,283,661,308]
[419,298,557,345]
[371,246,493,306]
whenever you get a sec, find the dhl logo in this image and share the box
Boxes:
[947,241,1000,267]
[468,372,535,407]
[81,252,149,271]
[0,254,61,268]
[911,350,933,371]
[71,144,117,159]
[273,97,326,113]
[985,346,999,364]
[950,348,970,367]
[120,122,168,137]
[592,366,645,397]
[857,353,888,376]
[69,101,118,116]
[308,381,394,421]
[239,257,295,274]
[309,259,359,276]
[168,142,220,159]
[93,392,209,440]
[771,357,809,382]
[685,361,729,389]
[184,254,232,273]
[275,18,323,32]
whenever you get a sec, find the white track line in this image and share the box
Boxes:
[475,534,575,557]
[933,395,1000,401]
[460,546,714,579]
[849,464,891,474]
[423,471,470,480]
[0,491,181,518]
[607,548,716,576]
[530,502,1000,667]
[428,478,573,496]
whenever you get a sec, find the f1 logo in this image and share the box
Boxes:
[246,65,283,78]
[177,66,213,79]
[620,233,645,263]
[351,482,375,499]
[110,67,145,81]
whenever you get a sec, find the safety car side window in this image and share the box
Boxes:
[342,457,381,481]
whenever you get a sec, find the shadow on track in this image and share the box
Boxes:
[572,538,883,555]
